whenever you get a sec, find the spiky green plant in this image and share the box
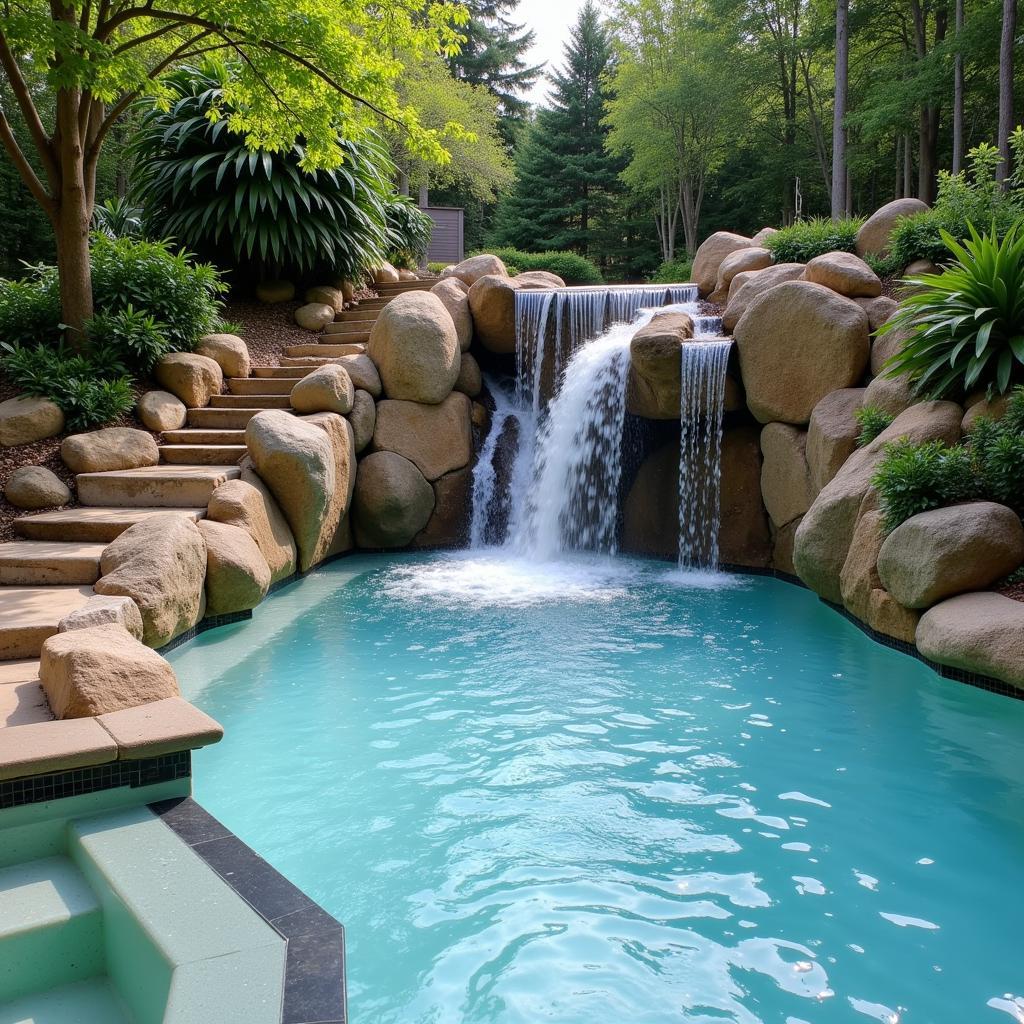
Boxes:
[879,221,1024,398]
[129,63,396,280]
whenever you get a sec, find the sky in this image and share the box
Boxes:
[516,0,604,105]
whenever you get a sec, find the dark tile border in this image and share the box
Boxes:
[0,751,190,810]
[158,609,253,655]
[152,796,346,1024]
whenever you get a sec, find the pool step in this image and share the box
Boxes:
[0,586,93,658]
[76,465,241,508]
[0,856,104,1004]
[0,541,106,586]
[160,445,247,466]
[13,507,205,543]
[284,343,367,358]
[186,407,291,429]
[227,377,299,396]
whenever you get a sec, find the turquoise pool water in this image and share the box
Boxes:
[169,553,1024,1024]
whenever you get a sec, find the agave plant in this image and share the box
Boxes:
[880,221,1024,398]
[128,63,395,280]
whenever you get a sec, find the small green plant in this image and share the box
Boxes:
[879,221,1024,398]
[427,261,450,275]
[649,257,693,284]
[762,216,863,264]
[87,306,170,374]
[385,197,433,269]
[478,247,603,284]
[0,266,62,347]
[92,197,144,240]
[855,404,895,447]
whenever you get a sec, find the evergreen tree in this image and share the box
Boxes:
[489,1,624,260]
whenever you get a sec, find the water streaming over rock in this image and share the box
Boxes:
[676,339,733,570]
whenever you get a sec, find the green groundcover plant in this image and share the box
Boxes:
[478,248,604,285]
[855,405,895,447]
[649,257,693,284]
[762,217,863,264]
[879,221,1024,399]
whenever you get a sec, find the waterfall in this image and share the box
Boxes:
[677,340,733,571]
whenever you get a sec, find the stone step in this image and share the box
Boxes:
[376,280,436,293]
[227,377,298,396]
[161,428,246,444]
[0,586,94,659]
[186,407,289,429]
[77,465,241,508]
[208,394,292,409]
[251,366,314,379]
[352,298,388,310]
[338,308,381,322]
[324,321,373,337]
[13,507,206,543]
[160,445,247,466]
[279,356,343,368]
[284,344,366,358]
[0,540,107,586]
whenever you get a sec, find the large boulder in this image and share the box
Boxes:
[467,274,519,355]
[352,451,435,548]
[962,393,1012,433]
[295,302,335,332]
[347,389,376,454]
[793,401,963,604]
[94,513,207,647]
[863,372,914,417]
[692,232,752,297]
[856,198,929,258]
[877,503,1024,609]
[710,247,772,303]
[245,410,343,572]
[454,352,483,398]
[290,364,355,415]
[197,520,271,615]
[772,517,801,575]
[196,333,250,380]
[734,281,870,425]
[61,427,159,474]
[299,412,357,559]
[40,624,179,719]
[759,423,815,528]
[333,353,381,398]
[854,296,898,332]
[137,390,186,432]
[751,227,778,245]
[625,312,695,419]
[373,262,400,285]
[207,476,296,585]
[870,320,910,377]
[430,277,474,351]
[155,352,222,408]
[304,285,346,313]
[803,252,882,298]
[442,253,507,286]
[514,271,565,288]
[58,594,144,641]
[372,392,472,481]
[413,467,473,548]
[368,291,460,403]
[806,388,865,492]
[916,593,1024,688]
[0,395,64,447]
[721,263,805,333]
[4,466,70,509]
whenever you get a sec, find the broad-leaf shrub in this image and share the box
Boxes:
[879,222,1024,398]
[649,257,693,284]
[480,248,603,284]
[762,217,863,264]
[386,197,434,269]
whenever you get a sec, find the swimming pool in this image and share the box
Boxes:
[168,553,1024,1024]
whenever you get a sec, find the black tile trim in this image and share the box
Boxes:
[152,796,346,1024]
[158,609,253,655]
[0,751,190,810]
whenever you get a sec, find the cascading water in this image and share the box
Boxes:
[676,339,733,571]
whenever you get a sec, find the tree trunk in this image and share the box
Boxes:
[998,0,1017,186]
[952,0,965,174]
[904,134,913,196]
[831,0,849,220]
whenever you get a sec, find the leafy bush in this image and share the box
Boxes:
[0,266,61,347]
[879,222,1024,398]
[855,405,894,447]
[479,247,603,284]
[386,197,433,269]
[129,63,396,281]
[427,261,450,275]
[762,217,863,264]
[92,197,143,240]
[649,257,693,284]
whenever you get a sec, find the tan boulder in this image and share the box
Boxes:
[4,466,70,510]
[347,389,376,454]
[413,467,472,548]
[372,393,472,481]
[300,412,357,558]
[904,259,941,277]
[137,390,186,432]
[916,593,1024,688]
[290,364,355,415]
[806,388,865,492]
[196,333,251,380]
[625,312,694,419]
[751,227,778,245]
[155,352,223,408]
[839,510,919,642]
[854,296,898,331]
[710,247,772,303]
[58,594,144,641]
[692,232,752,297]
[207,476,296,585]
[255,280,295,303]
[305,285,346,312]
[455,352,482,398]
[94,513,207,647]
[855,198,929,258]
[877,502,1024,609]
[353,451,435,548]
[397,268,418,281]
[863,372,914,417]
[442,253,507,286]
[197,520,271,615]
[772,518,801,575]
[295,302,335,332]
[368,291,460,403]
[721,263,805,333]
[0,395,65,447]
[514,271,565,289]
[760,423,815,528]
[373,262,400,285]
[333,353,381,398]
[467,274,518,354]
[793,401,963,603]
[803,251,882,298]
[430,277,474,351]
[40,624,179,719]
[870,322,910,377]
[962,393,1012,433]
[61,427,159,474]
[734,281,870,425]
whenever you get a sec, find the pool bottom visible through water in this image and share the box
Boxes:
[168,552,1024,1024]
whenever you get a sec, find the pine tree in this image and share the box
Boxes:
[490,1,624,260]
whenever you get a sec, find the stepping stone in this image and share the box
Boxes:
[0,585,93,658]
[208,394,291,409]
[160,445,246,466]
[76,465,240,508]
[284,344,366,358]
[161,429,246,445]
[227,378,298,396]
[252,366,320,379]
[0,540,106,586]
[14,507,205,543]
[323,323,371,339]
